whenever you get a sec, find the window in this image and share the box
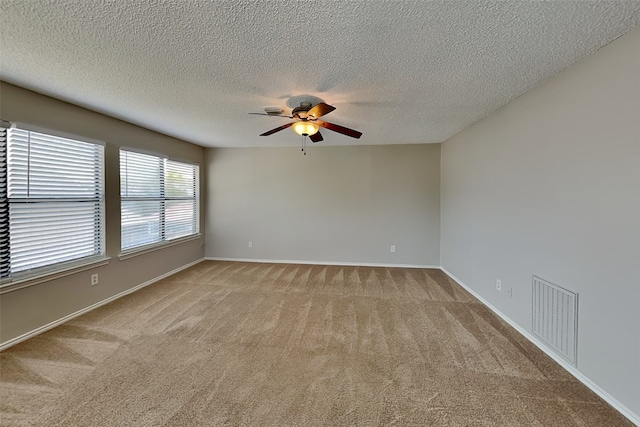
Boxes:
[120,149,199,253]
[0,123,105,284]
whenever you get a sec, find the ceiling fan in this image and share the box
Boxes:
[250,102,362,143]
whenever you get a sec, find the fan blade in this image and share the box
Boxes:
[260,122,294,136]
[307,102,335,119]
[317,120,362,139]
[249,113,293,118]
[309,131,323,143]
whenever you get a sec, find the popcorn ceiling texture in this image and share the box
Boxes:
[1,0,639,147]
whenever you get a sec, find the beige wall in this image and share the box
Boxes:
[206,144,441,266]
[0,83,206,344]
[441,28,640,418]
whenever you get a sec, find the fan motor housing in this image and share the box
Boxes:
[291,103,312,119]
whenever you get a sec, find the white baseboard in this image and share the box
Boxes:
[205,257,439,269]
[441,267,639,426]
[0,258,205,351]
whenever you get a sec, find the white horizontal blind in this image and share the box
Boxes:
[0,127,9,278]
[120,150,198,252]
[120,151,162,250]
[165,160,198,240]
[1,126,104,280]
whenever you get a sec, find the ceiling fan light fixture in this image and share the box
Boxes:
[292,121,319,136]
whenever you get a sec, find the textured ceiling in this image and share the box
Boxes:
[1,1,639,148]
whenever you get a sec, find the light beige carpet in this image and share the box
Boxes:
[0,261,632,426]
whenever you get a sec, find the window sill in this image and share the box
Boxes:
[119,234,202,261]
[0,257,111,295]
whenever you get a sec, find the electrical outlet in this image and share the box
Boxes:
[91,273,99,286]
[248,241,253,248]
[390,245,396,253]
[496,279,502,292]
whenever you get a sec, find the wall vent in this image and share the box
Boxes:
[532,276,578,365]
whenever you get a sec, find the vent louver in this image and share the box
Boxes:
[532,276,578,365]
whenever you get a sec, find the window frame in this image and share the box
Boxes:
[0,122,108,292]
[119,148,200,257]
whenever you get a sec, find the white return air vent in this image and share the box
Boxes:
[532,276,578,365]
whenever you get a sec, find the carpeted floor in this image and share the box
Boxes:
[0,261,632,426]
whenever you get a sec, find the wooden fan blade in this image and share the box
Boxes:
[316,120,362,139]
[260,122,294,136]
[309,131,323,143]
[307,102,336,119]
[249,113,293,118]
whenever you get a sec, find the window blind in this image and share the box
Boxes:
[120,150,199,252]
[0,127,9,279]
[0,126,105,281]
